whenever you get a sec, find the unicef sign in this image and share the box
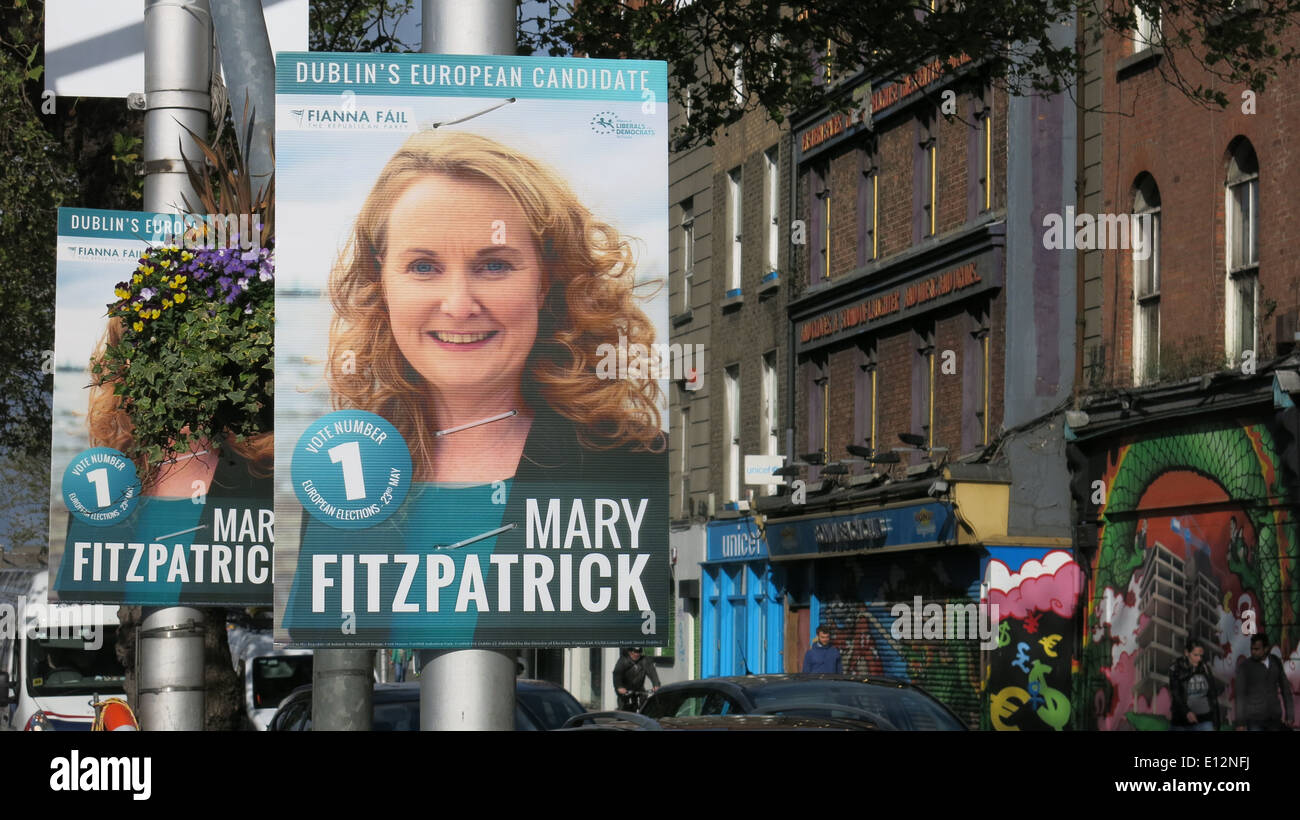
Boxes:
[706,520,769,563]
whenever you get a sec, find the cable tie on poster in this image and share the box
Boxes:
[425,97,517,129]
[434,522,516,551]
[435,409,517,437]
[152,524,207,541]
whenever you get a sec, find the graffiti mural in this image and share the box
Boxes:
[983,548,1081,730]
[813,550,983,727]
[1082,419,1300,730]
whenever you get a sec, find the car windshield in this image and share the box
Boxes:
[26,628,125,697]
[516,686,584,730]
[748,680,963,730]
[373,699,420,731]
[252,656,314,711]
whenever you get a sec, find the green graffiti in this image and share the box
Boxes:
[1029,659,1070,730]
[1125,711,1170,731]
[1094,422,1298,650]
[998,620,1010,648]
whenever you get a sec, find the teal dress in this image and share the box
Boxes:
[283,481,511,646]
[281,406,670,648]
[55,450,271,606]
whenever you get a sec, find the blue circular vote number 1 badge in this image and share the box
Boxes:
[292,410,412,529]
[61,447,141,526]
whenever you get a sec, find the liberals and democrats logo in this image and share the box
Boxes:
[285,106,417,131]
[589,111,655,138]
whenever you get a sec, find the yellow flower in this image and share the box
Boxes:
[133,274,143,284]
[114,288,129,299]
[162,299,173,309]
[181,251,193,262]
[159,259,171,268]
[174,292,186,304]
[133,321,144,332]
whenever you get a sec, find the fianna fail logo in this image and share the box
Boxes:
[589,110,655,139]
[285,105,416,131]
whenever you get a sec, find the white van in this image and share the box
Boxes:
[227,615,312,730]
[0,569,125,731]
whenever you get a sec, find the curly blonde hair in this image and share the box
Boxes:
[326,130,662,479]
[87,316,273,483]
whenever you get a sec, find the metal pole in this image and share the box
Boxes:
[418,649,516,730]
[137,610,205,730]
[312,649,374,730]
[421,0,517,55]
[209,0,275,196]
[142,0,211,213]
[138,0,212,731]
[418,0,518,731]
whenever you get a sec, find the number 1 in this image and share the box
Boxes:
[86,468,111,508]
[328,441,367,501]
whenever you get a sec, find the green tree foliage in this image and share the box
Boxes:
[519,0,1300,148]
[0,1,147,457]
[0,49,69,455]
[310,0,417,51]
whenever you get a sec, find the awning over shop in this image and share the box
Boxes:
[765,500,956,561]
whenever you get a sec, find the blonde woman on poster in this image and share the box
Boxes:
[282,131,667,646]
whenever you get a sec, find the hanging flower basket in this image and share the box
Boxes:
[91,242,274,477]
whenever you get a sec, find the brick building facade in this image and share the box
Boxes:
[1082,15,1300,387]
[790,66,1008,476]
[1070,9,1300,731]
[759,35,1081,728]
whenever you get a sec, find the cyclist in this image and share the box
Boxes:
[612,646,660,712]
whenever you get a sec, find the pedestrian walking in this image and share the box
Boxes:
[1234,633,1295,731]
[802,624,843,674]
[1168,638,1222,731]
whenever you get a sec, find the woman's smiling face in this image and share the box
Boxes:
[380,174,545,399]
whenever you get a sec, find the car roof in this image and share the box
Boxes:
[516,678,570,693]
[560,712,880,731]
[656,673,916,694]
[281,679,575,705]
[656,714,879,731]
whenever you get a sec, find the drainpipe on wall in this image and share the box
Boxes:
[1074,8,1087,401]
[787,132,798,463]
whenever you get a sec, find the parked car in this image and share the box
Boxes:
[226,619,312,731]
[559,711,881,731]
[639,674,969,731]
[268,679,584,731]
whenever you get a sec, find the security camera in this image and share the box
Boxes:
[927,479,950,498]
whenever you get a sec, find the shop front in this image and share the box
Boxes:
[765,484,1006,728]
[701,519,783,678]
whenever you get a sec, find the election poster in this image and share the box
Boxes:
[49,207,274,605]
[274,53,670,647]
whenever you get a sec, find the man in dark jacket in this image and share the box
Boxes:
[1168,638,1222,731]
[802,625,842,673]
[613,647,660,711]
[1234,633,1295,730]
